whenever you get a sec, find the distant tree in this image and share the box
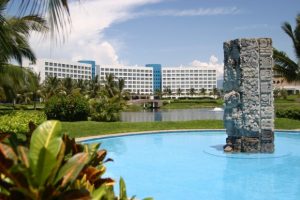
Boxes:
[201,88,206,96]
[88,75,101,98]
[163,86,172,98]
[41,76,62,101]
[61,77,75,95]
[154,89,163,99]
[176,88,182,97]
[213,87,218,98]
[189,88,195,97]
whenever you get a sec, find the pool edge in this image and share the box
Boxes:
[76,128,300,142]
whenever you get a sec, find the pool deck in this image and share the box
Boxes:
[76,128,300,142]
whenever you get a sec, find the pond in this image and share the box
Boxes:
[121,108,224,122]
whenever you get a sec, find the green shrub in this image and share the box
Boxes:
[45,94,89,121]
[276,108,300,120]
[90,96,124,122]
[162,101,169,106]
[0,111,46,134]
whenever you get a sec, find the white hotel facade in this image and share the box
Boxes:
[28,59,217,96]
[98,65,153,95]
[28,59,92,81]
[162,66,217,96]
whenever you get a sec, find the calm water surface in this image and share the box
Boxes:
[83,131,300,200]
[121,108,223,122]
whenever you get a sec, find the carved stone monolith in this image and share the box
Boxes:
[223,38,274,153]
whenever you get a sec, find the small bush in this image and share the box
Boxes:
[45,94,89,121]
[0,111,46,134]
[276,108,300,120]
[90,97,124,122]
[162,101,169,106]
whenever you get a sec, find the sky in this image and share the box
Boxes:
[26,0,300,79]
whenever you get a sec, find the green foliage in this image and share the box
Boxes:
[0,120,151,200]
[0,111,46,134]
[45,94,89,121]
[276,108,300,120]
[90,96,124,122]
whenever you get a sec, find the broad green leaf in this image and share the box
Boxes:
[29,120,63,187]
[92,185,115,200]
[119,177,127,200]
[55,152,89,187]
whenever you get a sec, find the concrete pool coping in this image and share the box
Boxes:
[76,128,300,142]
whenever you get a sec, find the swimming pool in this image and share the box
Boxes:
[82,131,300,200]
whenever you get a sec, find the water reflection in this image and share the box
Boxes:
[121,108,223,122]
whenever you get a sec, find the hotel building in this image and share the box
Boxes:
[27,59,218,97]
[98,65,153,95]
[162,66,217,96]
[28,59,92,81]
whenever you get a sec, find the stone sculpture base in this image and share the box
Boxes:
[224,135,274,153]
[223,38,275,153]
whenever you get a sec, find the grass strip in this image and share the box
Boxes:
[62,118,300,138]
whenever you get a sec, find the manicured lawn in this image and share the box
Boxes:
[160,99,224,109]
[62,120,224,137]
[62,118,300,138]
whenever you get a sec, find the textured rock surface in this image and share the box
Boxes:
[223,38,274,153]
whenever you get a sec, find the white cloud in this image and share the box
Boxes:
[30,0,162,65]
[29,1,239,66]
[190,55,224,80]
[137,7,240,17]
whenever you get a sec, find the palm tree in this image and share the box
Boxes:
[103,73,117,98]
[176,88,182,98]
[1,0,71,67]
[41,76,61,101]
[0,64,39,106]
[200,88,206,96]
[273,14,300,83]
[0,1,48,66]
[88,75,101,98]
[154,89,162,99]
[61,77,75,95]
[213,87,218,99]
[189,88,195,97]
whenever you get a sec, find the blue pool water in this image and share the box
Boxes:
[83,131,300,200]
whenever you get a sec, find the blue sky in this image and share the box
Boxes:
[28,0,299,72]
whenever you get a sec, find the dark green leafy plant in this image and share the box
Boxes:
[89,96,124,122]
[0,111,46,135]
[0,120,152,200]
[45,94,89,121]
[276,108,300,120]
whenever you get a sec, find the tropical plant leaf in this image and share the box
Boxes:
[29,120,63,187]
[0,143,18,167]
[58,189,90,200]
[91,185,115,200]
[55,152,89,187]
[119,177,127,200]
[17,146,29,168]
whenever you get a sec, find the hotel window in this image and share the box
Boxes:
[49,63,53,66]
[45,62,48,65]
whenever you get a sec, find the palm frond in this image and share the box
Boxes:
[293,14,300,59]
[273,48,299,82]
[14,0,71,41]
